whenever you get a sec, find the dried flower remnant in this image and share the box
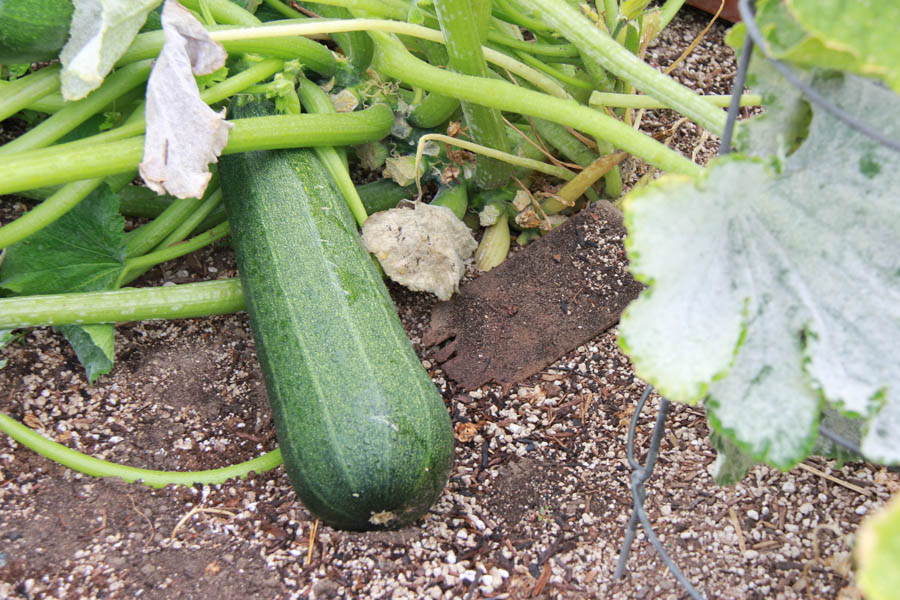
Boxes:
[139,0,233,199]
[362,202,476,301]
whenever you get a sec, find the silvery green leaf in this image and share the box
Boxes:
[620,71,900,468]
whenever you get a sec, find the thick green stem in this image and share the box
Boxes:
[485,34,579,58]
[0,61,153,156]
[263,0,305,18]
[118,25,335,77]
[590,91,762,109]
[0,64,62,122]
[0,105,394,195]
[0,411,282,488]
[207,19,570,98]
[434,0,513,188]
[0,179,103,250]
[156,189,224,251]
[659,0,687,30]
[180,0,262,26]
[297,79,369,226]
[119,221,231,286]
[517,0,728,134]
[53,58,284,151]
[125,195,209,258]
[0,279,246,329]
[371,32,701,177]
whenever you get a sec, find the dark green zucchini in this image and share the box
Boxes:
[219,99,453,531]
[0,0,73,63]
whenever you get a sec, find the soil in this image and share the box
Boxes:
[424,200,642,389]
[1,7,898,600]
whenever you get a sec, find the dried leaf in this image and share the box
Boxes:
[362,202,476,301]
[138,0,232,199]
[60,0,161,101]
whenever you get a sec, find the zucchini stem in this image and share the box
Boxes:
[0,279,246,329]
[0,106,395,196]
[0,64,62,121]
[0,411,282,488]
[372,32,702,177]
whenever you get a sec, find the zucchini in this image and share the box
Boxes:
[219,100,453,531]
[0,0,73,63]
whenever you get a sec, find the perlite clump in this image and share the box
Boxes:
[361,202,476,301]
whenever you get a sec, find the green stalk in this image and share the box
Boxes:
[0,105,394,196]
[155,189,224,251]
[485,34,579,58]
[0,412,282,488]
[264,0,305,18]
[590,92,762,109]
[434,0,513,188]
[298,0,409,18]
[52,58,284,151]
[517,0,728,134]
[118,221,231,286]
[207,19,570,98]
[0,61,153,155]
[0,279,246,329]
[603,0,618,32]
[417,133,575,182]
[0,179,103,251]
[297,79,369,226]
[180,0,261,26]
[371,31,701,177]
[0,64,62,122]
[125,194,209,258]
[310,4,375,73]
[118,26,335,77]
[492,0,553,32]
[659,0,687,30]
[515,51,594,91]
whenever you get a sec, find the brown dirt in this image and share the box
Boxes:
[1,6,897,600]
[424,200,641,390]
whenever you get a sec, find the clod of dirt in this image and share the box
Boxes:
[424,200,643,390]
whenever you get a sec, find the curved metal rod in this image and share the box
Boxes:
[615,385,706,599]
[719,34,754,155]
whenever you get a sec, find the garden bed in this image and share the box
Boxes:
[1,7,897,599]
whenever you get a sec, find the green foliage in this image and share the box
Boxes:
[620,68,900,469]
[857,493,900,600]
[737,0,900,94]
[0,185,126,381]
[0,185,126,295]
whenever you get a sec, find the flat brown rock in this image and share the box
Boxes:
[424,200,643,390]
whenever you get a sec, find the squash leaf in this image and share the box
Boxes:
[735,0,900,94]
[56,324,116,384]
[619,69,900,469]
[0,186,126,295]
[0,185,125,382]
[60,0,161,100]
[857,493,900,600]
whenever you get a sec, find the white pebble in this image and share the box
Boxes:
[781,481,796,493]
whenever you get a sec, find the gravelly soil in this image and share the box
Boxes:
[1,7,897,600]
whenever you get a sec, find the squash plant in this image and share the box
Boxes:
[0,0,895,548]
